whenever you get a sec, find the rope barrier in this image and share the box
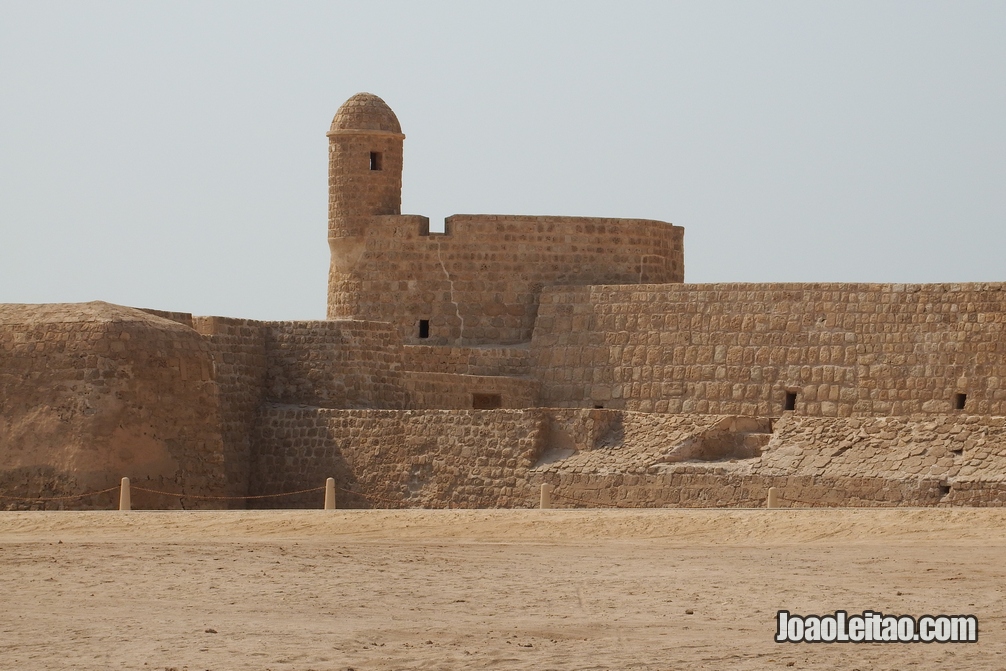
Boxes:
[550,488,639,509]
[130,485,326,501]
[777,495,842,506]
[336,485,411,507]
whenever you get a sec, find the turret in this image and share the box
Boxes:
[326,93,405,318]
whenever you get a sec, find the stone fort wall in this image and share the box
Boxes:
[0,302,230,509]
[329,213,684,346]
[251,407,1006,509]
[532,282,1006,417]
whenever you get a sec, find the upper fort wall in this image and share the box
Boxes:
[532,282,1006,416]
[324,93,683,346]
[329,213,683,345]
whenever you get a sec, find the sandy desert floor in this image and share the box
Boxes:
[1,508,1005,670]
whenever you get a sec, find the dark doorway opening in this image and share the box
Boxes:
[784,392,797,412]
[418,320,430,339]
[472,393,502,409]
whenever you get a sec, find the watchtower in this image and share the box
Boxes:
[326,92,405,319]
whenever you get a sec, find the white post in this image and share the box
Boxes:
[324,477,336,510]
[119,477,131,512]
[540,483,553,510]
[767,486,778,509]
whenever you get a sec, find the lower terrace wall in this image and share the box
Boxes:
[251,407,1006,509]
[251,406,549,508]
[533,282,1006,417]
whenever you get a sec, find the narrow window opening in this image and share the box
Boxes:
[954,393,967,411]
[594,404,605,409]
[472,393,502,410]
[784,392,797,412]
[370,151,382,171]
[418,320,430,339]
[939,483,951,497]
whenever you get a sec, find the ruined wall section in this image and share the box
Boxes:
[263,320,406,410]
[330,214,683,346]
[0,303,228,509]
[252,407,1006,510]
[533,282,1006,416]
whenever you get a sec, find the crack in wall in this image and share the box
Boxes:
[436,238,465,347]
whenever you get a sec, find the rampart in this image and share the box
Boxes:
[532,282,1006,416]
[0,302,229,509]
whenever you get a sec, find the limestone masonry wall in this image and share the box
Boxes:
[252,407,547,508]
[403,343,531,377]
[252,407,1006,509]
[403,372,538,409]
[533,282,1006,416]
[330,214,684,346]
[193,316,268,498]
[263,320,405,410]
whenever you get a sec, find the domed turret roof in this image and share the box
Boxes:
[329,92,402,135]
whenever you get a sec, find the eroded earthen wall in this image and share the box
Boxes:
[533,282,1006,416]
[0,303,229,509]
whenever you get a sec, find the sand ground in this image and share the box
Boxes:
[1,508,1005,670]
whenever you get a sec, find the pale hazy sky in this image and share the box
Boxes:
[2,1,1004,320]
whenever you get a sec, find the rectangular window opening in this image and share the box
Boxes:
[370,151,382,171]
[418,319,430,339]
[784,391,797,412]
[472,393,502,410]
[954,393,967,411]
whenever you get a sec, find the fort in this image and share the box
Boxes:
[3,92,1006,509]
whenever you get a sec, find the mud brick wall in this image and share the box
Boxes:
[402,372,539,409]
[329,214,683,346]
[193,316,269,499]
[533,282,1006,417]
[251,407,548,508]
[0,302,229,510]
[403,344,532,377]
[263,320,406,410]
